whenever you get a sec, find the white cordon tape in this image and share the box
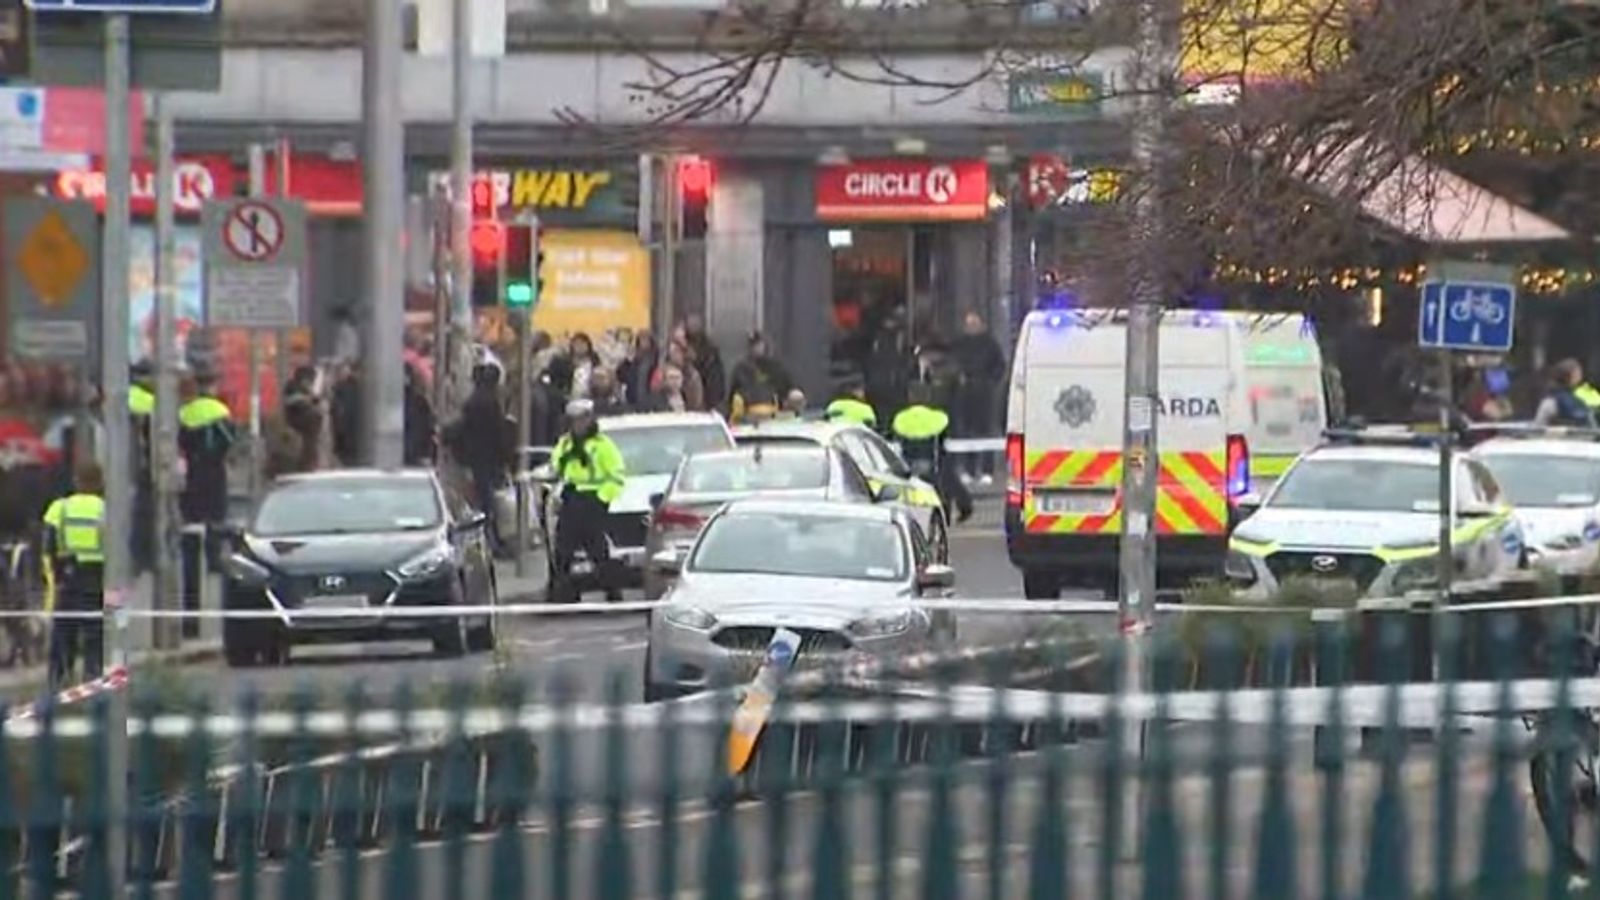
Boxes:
[2,593,1595,620]
[6,665,129,722]
[4,677,1596,739]
[944,437,1007,453]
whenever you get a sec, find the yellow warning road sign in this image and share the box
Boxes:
[18,209,89,308]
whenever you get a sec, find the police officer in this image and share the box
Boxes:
[550,399,627,603]
[129,362,156,573]
[826,378,878,429]
[892,382,973,523]
[178,374,237,639]
[41,463,106,685]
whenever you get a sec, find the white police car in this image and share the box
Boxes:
[1226,429,1525,600]
[1472,428,1600,583]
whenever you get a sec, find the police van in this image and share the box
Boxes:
[1227,312,1330,495]
[1004,308,1252,598]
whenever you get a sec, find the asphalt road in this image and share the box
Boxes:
[185,499,1077,708]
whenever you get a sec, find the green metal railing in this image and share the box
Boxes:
[1,604,1598,898]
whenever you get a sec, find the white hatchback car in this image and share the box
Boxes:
[1473,432,1600,583]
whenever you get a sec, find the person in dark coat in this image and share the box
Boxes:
[727,332,792,423]
[281,365,323,472]
[865,309,913,427]
[329,363,362,466]
[447,364,513,552]
[402,364,437,466]
[949,311,1007,479]
[683,315,726,413]
[616,331,660,408]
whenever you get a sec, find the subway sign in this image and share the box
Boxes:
[426,166,636,223]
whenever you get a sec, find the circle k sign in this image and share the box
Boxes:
[54,156,237,216]
[816,158,989,222]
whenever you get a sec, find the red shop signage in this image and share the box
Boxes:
[53,155,237,216]
[815,158,990,222]
[265,151,363,215]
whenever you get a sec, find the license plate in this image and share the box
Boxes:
[1034,491,1114,514]
[301,594,368,611]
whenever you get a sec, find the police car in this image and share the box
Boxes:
[1226,428,1524,600]
[1470,426,1600,583]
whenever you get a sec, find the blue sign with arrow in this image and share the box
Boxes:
[1418,279,1516,352]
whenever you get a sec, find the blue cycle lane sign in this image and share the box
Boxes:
[1418,279,1516,352]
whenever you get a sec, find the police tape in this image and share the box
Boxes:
[5,665,130,723]
[0,593,1593,620]
[2,675,1595,739]
[944,437,1007,454]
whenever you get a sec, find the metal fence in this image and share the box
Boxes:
[0,600,1596,899]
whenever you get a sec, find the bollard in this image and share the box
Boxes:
[179,524,216,643]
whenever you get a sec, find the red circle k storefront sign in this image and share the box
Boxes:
[815,159,990,222]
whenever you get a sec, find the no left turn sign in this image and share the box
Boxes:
[221,200,285,262]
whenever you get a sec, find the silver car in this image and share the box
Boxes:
[644,498,956,701]
[642,445,878,598]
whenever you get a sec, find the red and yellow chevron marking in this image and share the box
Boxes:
[1023,449,1226,536]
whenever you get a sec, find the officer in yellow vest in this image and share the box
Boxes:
[41,463,106,685]
[129,362,156,573]
[1576,381,1600,412]
[826,378,878,429]
[550,399,628,603]
[892,382,973,523]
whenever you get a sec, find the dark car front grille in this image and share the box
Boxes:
[1265,552,1385,591]
[604,513,650,549]
[712,626,853,653]
[280,572,399,607]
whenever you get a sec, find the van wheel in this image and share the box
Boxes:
[1023,570,1060,600]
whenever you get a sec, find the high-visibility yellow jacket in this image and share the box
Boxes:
[552,431,627,505]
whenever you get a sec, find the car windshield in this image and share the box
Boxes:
[690,513,907,581]
[608,424,732,476]
[253,478,442,536]
[1480,454,1600,507]
[676,452,828,495]
[1270,459,1440,513]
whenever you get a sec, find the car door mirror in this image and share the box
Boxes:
[650,549,682,574]
[917,564,955,591]
[649,492,665,510]
[872,482,904,503]
[1233,492,1264,519]
[454,512,489,534]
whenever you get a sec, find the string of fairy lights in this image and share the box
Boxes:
[1212,262,1599,295]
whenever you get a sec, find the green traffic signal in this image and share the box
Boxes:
[506,281,535,307]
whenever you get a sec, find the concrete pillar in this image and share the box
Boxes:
[704,170,765,364]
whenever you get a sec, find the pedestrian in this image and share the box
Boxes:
[403,364,437,466]
[617,331,660,407]
[682,315,726,412]
[567,332,601,400]
[865,309,913,426]
[645,364,690,412]
[588,367,630,417]
[446,363,514,552]
[1535,359,1598,428]
[331,305,361,365]
[780,389,807,418]
[892,381,973,523]
[550,399,627,603]
[178,373,237,639]
[950,311,1007,482]
[329,363,362,466]
[128,361,156,572]
[653,340,706,411]
[728,332,791,423]
[282,364,323,472]
[826,376,878,428]
[41,462,105,685]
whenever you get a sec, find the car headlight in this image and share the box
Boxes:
[1544,532,1585,551]
[1224,550,1257,584]
[663,605,717,631]
[1391,557,1441,592]
[848,609,915,638]
[221,553,270,586]
[396,545,454,581]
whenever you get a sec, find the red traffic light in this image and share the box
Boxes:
[677,156,712,196]
[470,220,503,264]
[470,177,495,218]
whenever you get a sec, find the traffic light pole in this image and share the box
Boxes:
[447,0,476,420]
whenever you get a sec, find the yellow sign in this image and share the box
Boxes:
[1182,0,1347,83]
[19,210,89,308]
[509,170,613,210]
[532,229,651,336]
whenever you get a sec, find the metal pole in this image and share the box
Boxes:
[447,0,475,419]
[152,94,181,651]
[431,189,452,416]
[100,13,133,898]
[247,145,266,496]
[363,0,406,467]
[274,137,292,412]
[1436,351,1453,675]
[515,307,530,578]
[661,156,678,325]
[1118,0,1174,859]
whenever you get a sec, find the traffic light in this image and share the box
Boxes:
[504,224,536,308]
[470,174,496,220]
[677,155,712,239]
[470,220,503,308]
